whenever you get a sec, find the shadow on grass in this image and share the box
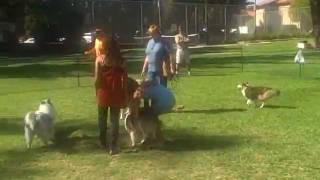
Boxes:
[0,117,101,154]
[0,59,141,79]
[263,105,297,109]
[0,117,52,179]
[0,118,149,178]
[174,108,247,114]
[187,73,233,77]
[190,46,241,55]
[0,148,51,179]
[191,53,295,69]
[162,129,249,152]
[49,120,100,154]
[0,63,92,79]
[0,85,91,96]
[0,49,302,80]
[0,117,24,135]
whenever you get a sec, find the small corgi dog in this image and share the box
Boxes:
[237,82,280,108]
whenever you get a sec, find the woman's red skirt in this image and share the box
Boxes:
[96,66,127,108]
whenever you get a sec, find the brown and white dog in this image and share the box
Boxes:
[124,82,164,147]
[237,82,280,108]
[120,77,140,120]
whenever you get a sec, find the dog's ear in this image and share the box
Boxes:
[47,98,51,104]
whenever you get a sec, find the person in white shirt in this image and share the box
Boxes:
[175,26,191,75]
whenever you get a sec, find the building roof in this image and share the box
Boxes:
[257,0,291,7]
[277,0,291,5]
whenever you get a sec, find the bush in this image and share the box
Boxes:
[239,31,312,41]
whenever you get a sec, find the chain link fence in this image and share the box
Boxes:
[89,1,312,45]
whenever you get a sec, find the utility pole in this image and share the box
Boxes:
[157,0,161,28]
[91,0,96,25]
[254,0,257,36]
[205,0,208,44]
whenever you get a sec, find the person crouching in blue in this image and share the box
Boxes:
[142,79,176,116]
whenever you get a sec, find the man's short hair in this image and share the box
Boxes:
[148,24,160,35]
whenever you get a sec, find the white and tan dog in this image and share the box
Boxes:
[24,99,56,148]
[237,82,280,108]
[124,84,164,147]
[120,77,141,120]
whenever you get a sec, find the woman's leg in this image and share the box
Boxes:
[185,50,191,75]
[98,106,108,147]
[109,107,120,153]
[176,49,181,74]
[160,76,167,87]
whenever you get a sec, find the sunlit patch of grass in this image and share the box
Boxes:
[1,39,320,179]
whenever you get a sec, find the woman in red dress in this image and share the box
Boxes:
[85,29,127,155]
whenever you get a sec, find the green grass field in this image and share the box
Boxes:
[1,39,320,179]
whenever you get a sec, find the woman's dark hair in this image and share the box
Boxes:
[105,35,125,66]
[95,29,104,38]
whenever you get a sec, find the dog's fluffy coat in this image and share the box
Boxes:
[237,82,280,108]
[124,108,164,147]
[123,79,164,147]
[24,99,56,148]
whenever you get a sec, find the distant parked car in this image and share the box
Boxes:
[21,38,35,44]
[82,32,93,44]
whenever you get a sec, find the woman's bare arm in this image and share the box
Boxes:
[94,60,100,87]
[141,57,148,76]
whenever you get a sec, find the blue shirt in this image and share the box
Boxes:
[145,38,171,72]
[144,84,176,114]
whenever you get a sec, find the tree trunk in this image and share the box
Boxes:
[310,0,320,48]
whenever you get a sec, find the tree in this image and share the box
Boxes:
[290,0,310,20]
[289,0,312,33]
[24,0,86,50]
[309,0,320,47]
[0,0,25,50]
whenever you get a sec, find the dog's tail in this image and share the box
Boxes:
[271,89,280,97]
[263,89,280,100]
[24,111,37,130]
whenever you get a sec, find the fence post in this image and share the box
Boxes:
[195,5,198,34]
[157,0,161,28]
[241,43,244,73]
[77,56,80,87]
[91,0,95,25]
[254,0,257,37]
[299,8,302,33]
[185,5,188,34]
[264,10,267,33]
[205,3,208,26]
[224,5,227,42]
[205,2,208,44]
[140,2,144,45]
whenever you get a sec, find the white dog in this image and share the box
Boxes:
[24,99,56,148]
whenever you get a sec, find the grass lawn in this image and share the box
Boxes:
[1,39,320,179]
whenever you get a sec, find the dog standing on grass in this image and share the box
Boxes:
[237,82,280,108]
[124,85,164,147]
[120,77,140,120]
[24,99,56,148]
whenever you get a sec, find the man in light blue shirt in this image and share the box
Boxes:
[141,24,173,87]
